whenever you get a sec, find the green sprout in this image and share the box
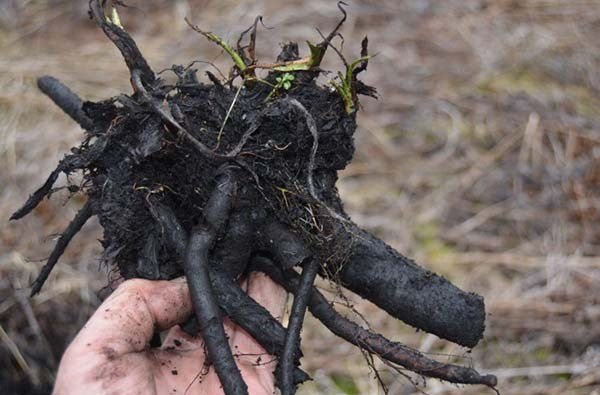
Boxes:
[277,73,295,90]
[186,3,345,77]
[184,2,372,114]
[198,31,248,73]
[185,18,248,74]
[109,7,123,29]
[265,73,295,101]
[331,55,371,114]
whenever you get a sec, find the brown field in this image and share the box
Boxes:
[2,1,600,394]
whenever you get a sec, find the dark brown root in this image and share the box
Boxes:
[336,223,486,348]
[185,225,247,395]
[202,168,238,230]
[11,125,107,222]
[279,259,319,395]
[30,200,94,296]
[180,268,311,386]
[37,76,94,130]
[11,3,494,394]
[10,169,61,221]
[261,221,312,270]
[182,170,247,395]
[148,199,311,386]
[253,256,498,390]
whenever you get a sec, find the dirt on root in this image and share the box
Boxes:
[80,65,356,281]
[4,1,600,394]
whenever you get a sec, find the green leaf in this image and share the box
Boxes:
[349,55,371,72]
[283,81,291,90]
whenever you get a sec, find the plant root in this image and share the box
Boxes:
[11,3,496,393]
[336,223,486,348]
[253,256,498,390]
[148,199,311,386]
[261,221,312,270]
[11,128,107,222]
[185,225,247,395]
[30,200,94,296]
[10,169,61,221]
[37,76,93,130]
[279,259,319,395]
[183,171,248,395]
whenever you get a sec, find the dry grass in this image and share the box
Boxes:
[2,0,600,394]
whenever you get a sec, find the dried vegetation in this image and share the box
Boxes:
[1,1,600,394]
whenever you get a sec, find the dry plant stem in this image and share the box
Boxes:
[89,0,155,86]
[280,258,319,395]
[352,36,369,77]
[0,324,38,386]
[236,16,262,64]
[30,200,93,296]
[253,257,498,389]
[321,2,348,48]
[37,76,93,130]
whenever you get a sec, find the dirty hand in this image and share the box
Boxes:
[53,273,287,395]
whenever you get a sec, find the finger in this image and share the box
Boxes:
[245,271,288,320]
[70,277,192,358]
[230,272,287,359]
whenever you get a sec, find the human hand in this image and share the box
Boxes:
[53,273,287,395]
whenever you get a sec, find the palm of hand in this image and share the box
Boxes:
[53,274,285,395]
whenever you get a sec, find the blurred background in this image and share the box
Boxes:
[2,0,600,394]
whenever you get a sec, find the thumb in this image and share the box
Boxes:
[70,277,192,357]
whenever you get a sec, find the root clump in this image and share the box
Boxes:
[11,2,498,394]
